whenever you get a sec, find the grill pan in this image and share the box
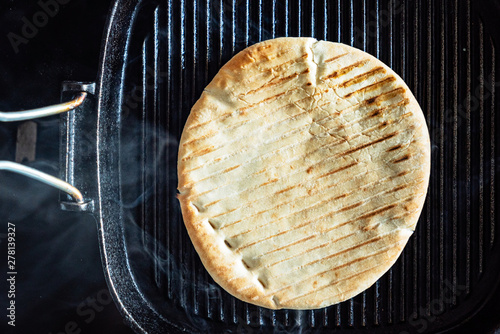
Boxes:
[3,0,500,333]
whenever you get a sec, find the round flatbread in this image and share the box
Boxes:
[177,37,430,310]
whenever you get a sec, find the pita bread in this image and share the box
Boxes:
[177,37,430,310]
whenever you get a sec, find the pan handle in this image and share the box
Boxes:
[0,161,85,204]
[0,93,87,122]
[0,83,95,212]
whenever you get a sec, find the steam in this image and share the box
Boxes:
[116,109,218,330]
[115,111,329,333]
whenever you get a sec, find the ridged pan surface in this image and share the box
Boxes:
[114,0,500,332]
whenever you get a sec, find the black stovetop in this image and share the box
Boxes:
[0,1,133,333]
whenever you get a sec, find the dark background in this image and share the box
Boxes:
[0,0,133,333]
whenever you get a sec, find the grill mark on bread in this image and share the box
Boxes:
[186,104,408,192]
[184,91,406,171]
[323,87,407,119]
[279,242,405,303]
[222,165,406,231]
[278,233,390,275]
[259,53,308,73]
[261,178,279,186]
[184,99,321,167]
[185,75,407,169]
[364,87,406,106]
[183,105,311,161]
[184,122,312,170]
[387,184,409,194]
[242,69,310,97]
[278,163,365,198]
[221,167,377,230]
[324,53,349,63]
[302,264,382,301]
[203,172,282,206]
[396,170,410,177]
[391,210,418,221]
[317,98,408,129]
[224,164,241,173]
[312,197,412,234]
[241,259,251,269]
[357,203,398,220]
[186,118,213,131]
[186,85,300,133]
[275,185,298,195]
[239,195,411,259]
[339,67,386,88]
[188,133,364,197]
[402,111,413,118]
[182,129,218,146]
[205,199,222,208]
[232,188,412,249]
[256,235,316,258]
[236,223,316,252]
[343,77,397,98]
[184,100,372,174]
[363,222,381,231]
[367,99,409,118]
[181,146,215,161]
[336,131,400,157]
[263,226,369,267]
[239,90,293,112]
[260,227,369,270]
[191,127,408,207]
[314,161,359,181]
[337,202,363,212]
[193,123,413,209]
[267,235,405,297]
[183,96,314,151]
[264,211,408,278]
[393,154,411,163]
[298,266,387,304]
[191,136,330,197]
[188,135,339,194]
[211,194,413,293]
[323,60,370,80]
[264,241,333,268]
[221,168,372,231]
[387,144,403,152]
[333,192,350,200]
[211,207,239,218]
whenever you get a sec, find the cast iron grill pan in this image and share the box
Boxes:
[62,0,500,332]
